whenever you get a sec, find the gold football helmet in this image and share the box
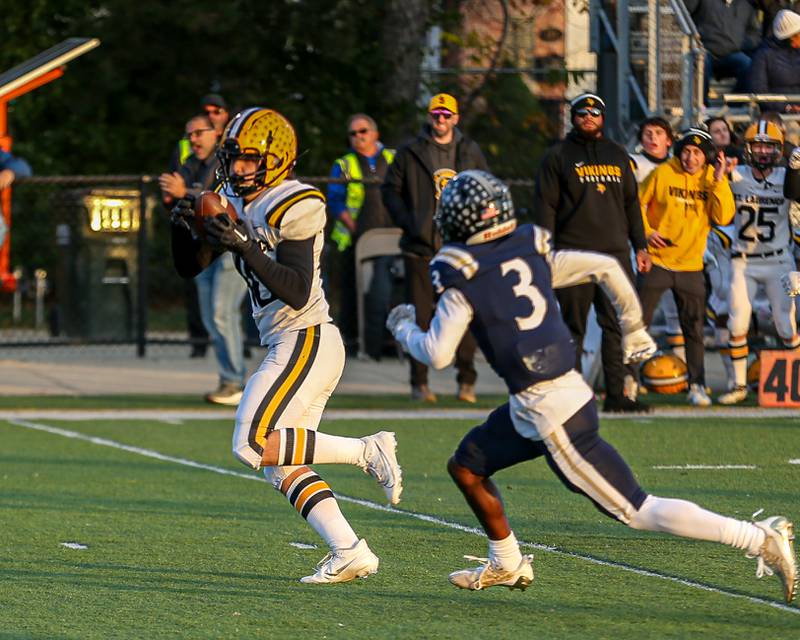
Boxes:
[217,107,297,195]
[640,352,689,394]
[744,120,784,171]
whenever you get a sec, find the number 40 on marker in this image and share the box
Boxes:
[759,350,800,407]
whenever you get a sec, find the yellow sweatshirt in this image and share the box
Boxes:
[639,157,734,271]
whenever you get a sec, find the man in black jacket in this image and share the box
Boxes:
[533,93,652,413]
[382,93,489,402]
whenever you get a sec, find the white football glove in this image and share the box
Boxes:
[780,271,800,297]
[789,146,800,171]
[386,304,417,336]
[622,327,657,364]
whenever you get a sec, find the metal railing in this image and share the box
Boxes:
[591,0,705,141]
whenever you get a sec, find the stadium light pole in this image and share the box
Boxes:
[0,37,100,292]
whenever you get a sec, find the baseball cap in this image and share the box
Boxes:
[570,93,606,117]
[773,9,800,40]
[428,93,458,115]
[200,93,227,110]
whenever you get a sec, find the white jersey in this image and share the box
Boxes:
[629,152,669,184]
[730,166,793,255]
[223,179,331,343]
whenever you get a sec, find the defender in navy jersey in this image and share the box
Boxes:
[388,170,797,601]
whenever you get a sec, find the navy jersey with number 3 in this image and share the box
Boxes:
[430,224,574,392]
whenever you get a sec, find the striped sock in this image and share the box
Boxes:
[276,429,364,466]
[728,337,748,387]
[282,468,357,550]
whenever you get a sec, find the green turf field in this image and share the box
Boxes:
[2,411,798,638]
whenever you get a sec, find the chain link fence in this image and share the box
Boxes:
[1,175,537,357]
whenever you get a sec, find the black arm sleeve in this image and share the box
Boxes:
[239,237,314,310]
[170,223,206,278]
[785,165,800,202]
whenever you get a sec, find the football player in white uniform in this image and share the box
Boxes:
[171,108,402,584]
[388,171,796,602]
[719,121,800,404]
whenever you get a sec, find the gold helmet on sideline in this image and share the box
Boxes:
[217,108,297,196]
[744,120,784,171]
[640,352,689,394]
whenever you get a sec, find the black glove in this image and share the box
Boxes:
[204,214,253,254]
[170,197,196,234]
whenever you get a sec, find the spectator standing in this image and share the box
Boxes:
[533,93,652,413]
[200,93,231,139]
[0,149,32,249]
[684,0,760,100]
[327,114,396,359]
[162,113,210,358]
[630,117,688,371]
[160,114,248,405]
[382,93,488,402]
[638,129,735,406]
[751,10,800,112]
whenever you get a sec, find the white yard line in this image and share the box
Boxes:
[651,465,758,470]
[8,417,799,615]
[2,407,800,421]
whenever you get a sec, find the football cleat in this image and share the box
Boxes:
[750,516,797,603]
[360,431,403,505]
[718,385,747,405]
[300,539,379,584]
[448,554,534,591]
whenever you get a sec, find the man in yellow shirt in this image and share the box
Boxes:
[639,128,735,406]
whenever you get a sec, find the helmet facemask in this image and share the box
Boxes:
[745,139,782,172]
[744,121,784,173]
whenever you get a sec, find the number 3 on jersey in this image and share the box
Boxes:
[500,258,546,330]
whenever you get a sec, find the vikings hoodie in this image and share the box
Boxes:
[639,157,735,271]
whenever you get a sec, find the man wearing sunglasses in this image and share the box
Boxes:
[327,114,396,359]
[382,93,489,403]
[534,93,652,414]
[160,113,247,404]
[200,93,230,139]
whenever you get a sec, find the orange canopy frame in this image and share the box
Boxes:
[0,38,100,292]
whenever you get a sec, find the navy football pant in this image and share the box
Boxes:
[453,400,648,523]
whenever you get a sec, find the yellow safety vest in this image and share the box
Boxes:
[331,148,395,251]
[178,139,192,165]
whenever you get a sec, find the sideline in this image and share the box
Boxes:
[8,417,799,616]
[2,407,800,421]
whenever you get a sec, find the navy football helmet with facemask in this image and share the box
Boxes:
[435,170,517,245]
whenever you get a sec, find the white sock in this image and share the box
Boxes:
[488,532,523,571]
[276,429,364,466]
[629,495,765,554]
[305,497,360,551]
[310,432,364,465]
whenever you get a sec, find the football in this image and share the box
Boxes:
[194,190,238,238]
